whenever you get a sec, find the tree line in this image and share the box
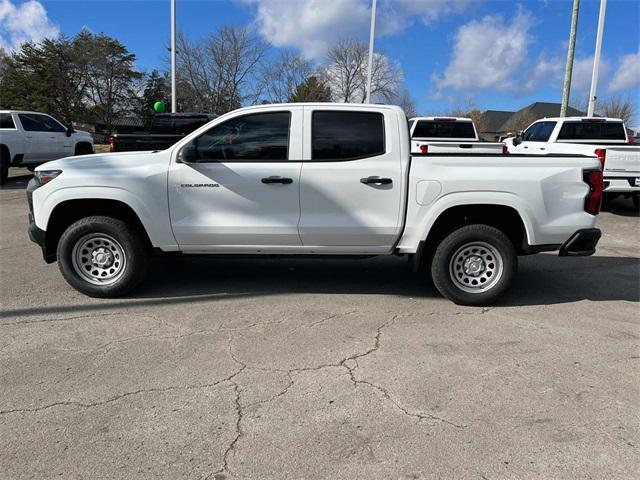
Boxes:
[0,26,416,134]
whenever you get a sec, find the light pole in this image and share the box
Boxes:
[587,0,607,117]
[171,0,177,113]
[365,0,377,104]
[560,0,580,117]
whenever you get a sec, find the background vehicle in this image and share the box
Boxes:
[506,117,640,207]
[28,104,602,306]
[0,110,93,184]
[108,113,217,152]
[409,117,506,154]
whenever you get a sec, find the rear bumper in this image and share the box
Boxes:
[559,228,601,257]
[604,176,640,193]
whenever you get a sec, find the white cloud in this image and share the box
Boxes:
[0,0,58,51]
[431,10,534,91]
[608,49,640,92]
[242,0,472,59]
[570,55,611,92]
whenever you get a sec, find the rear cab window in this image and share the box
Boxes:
[0,113,15,129]
[557,121,627,141]
[312,111,385,160]
[412,120,476,139]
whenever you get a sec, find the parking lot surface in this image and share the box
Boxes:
[1,168,639,479]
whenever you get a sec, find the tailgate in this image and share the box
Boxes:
[604,147,640,174]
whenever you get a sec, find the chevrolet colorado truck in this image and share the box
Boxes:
[409,117,506,155]
[506,117,640,207]
[27,103,603,305]
[0,110,93,184]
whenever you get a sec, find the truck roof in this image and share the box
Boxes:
[0,110,57,115]
[409,116,473,122]
[535,116,624,123]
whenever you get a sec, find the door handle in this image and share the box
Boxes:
[261,176,293,184]
[360,176,392,185]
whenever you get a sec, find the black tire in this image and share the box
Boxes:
[74,143,94,156]
[0,146,9,185]
[57,216,149,297]
[431,224,517,306]
[633,194,639,210]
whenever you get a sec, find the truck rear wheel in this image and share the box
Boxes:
[431,224,517,306]
[57,216,149,297]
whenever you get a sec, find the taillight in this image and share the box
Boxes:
[594,148,606,170]
[420,145,428,154]
[108,136,115,152]
[502,145,509,155]
[583,169,603,215]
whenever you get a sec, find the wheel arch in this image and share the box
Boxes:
[45,198,153,262]
[412,202,533,272]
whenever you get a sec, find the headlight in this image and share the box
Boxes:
[34,170,62,186]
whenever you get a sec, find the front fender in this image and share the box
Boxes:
[33,185,178,251]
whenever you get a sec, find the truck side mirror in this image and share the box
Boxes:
[65,125,75,137]
[512,130,523,146]
[177,139,198,163]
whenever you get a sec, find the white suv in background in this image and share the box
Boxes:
[0,110,94,184]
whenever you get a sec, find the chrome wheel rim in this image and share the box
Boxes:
[71,233,126,286]
[449,241,503,294]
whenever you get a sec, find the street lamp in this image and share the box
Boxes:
[365,0,377,104]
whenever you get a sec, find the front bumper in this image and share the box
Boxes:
[26,178,55,263]
[558,228,601,257]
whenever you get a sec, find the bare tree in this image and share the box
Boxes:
[391,88,418,117]
[442,100,488,138]
[597,94,637,125]
[176,26,269,113]
[323,39,401,103]
[503,111,538,135]
[259,51,315,103]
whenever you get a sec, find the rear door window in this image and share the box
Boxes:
[557,121,626,140]
[412,120,476,139]
[0,113,15,129]
[312,111,385,160]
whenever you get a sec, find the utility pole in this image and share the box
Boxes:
[560,0,580,117]
[171,0,177,113]
[587,0,607,117]
[365,0,377,104]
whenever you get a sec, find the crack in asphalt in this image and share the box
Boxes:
[0,377,236,415]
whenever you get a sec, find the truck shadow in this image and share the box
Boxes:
[0,173,32,190]
[603,196,639,217]
[134,253,639,306]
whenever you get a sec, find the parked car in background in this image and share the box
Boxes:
[28,103,602,306]
[0,110,93,184]
[108,113,217,152]
[409,117,507,154]
[506,117,640,208]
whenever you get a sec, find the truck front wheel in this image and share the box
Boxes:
[431,224,517,306]
[57,216,149,297]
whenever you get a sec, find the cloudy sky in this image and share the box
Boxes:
[1,0,638,120]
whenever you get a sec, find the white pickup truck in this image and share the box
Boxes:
[409,116,506,155]
[0,110,94,184]
[506,117,640,207]
[27,103,603,306]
